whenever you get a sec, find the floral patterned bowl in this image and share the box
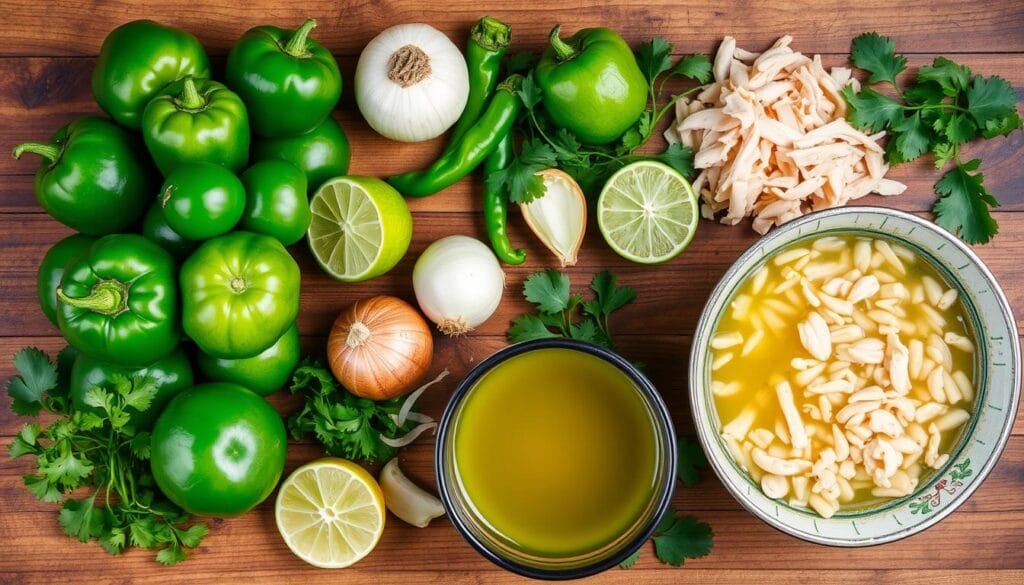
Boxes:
[689,206,1020,546]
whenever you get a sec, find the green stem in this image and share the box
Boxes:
[174,77,206,111]
[12,142,60,162]
[548,25,576,62]
[283,19,317,57]
[906,102,971,114]
[57,281,129,317]
[471,16,511,52]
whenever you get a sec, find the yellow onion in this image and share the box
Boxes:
[327,296,433,400]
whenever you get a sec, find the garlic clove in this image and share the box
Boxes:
[379,458,446,528]
[520,169,586,267]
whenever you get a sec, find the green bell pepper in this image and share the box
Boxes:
[161,162,246,240]
[142,76,251,175]
[226,19,342,137]
[37,234,97,327]
[197,323,299,396]
[181,231,300,359]
[13,117,155,234]
[251,116,350,192]
[92,20,211,130]
[56,234,180,367]
[535,25,647,145]
[70,347,194,431]
[240,160,310,246]
[140,201,197,261]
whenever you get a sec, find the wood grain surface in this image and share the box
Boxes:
[1,1,1022,583]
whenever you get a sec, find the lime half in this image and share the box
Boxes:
[308,176,413,282]
[597,161,699,264]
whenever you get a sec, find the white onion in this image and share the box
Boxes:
[355,23,469,142]
[413,235,505,336]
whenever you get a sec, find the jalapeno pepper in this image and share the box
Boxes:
[482,135,526,265]
[388,74,523,198]
[446,17,511,148]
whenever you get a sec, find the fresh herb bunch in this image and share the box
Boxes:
[507,270,637,349]
[841,32,1022,244]
[492,39,710,202]
[620,437,712,568]
[286,359,416,463]
[6,347,207,564]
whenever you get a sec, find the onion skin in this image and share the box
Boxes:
[327,296,433,400]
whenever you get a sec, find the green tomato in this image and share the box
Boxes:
[197,323,300,395]
[70,348,194,431]
[37,234,97,327]
[140,200,197,260]
[252,116,350,192]
[240,161,311,246]
[150,382,287,517]
[160,162,245,240]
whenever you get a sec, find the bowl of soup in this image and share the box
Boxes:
[435,338,676,579]
[690,206,1019,545]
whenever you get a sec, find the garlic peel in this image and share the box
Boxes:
[521,169,586,267]
[379,458,446,528]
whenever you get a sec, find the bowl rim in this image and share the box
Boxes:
[688,205,1020,546]
[434,338,678,579]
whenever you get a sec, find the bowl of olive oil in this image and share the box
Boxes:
[435,339,677,579]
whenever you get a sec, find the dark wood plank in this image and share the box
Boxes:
[2,1,1023,57]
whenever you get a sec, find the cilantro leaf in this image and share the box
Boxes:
[652,143,695,179]
[523,269,571,314]
[619,550,640,569]
[59,494,105,543]
[934,112,977,146]
[515,71,543,111]
[588,271,637,318]
[671,54,713,84]
[636,37,673,85]
[156,545,186,566]
[507,314,559,344]
[677,437,709,487]
[40,448,94,487]
[981,111,1022,139]
[966,75,1020,130]
[849,32,907,86]
[490,138,557,205]
[917,57,972,97]
[122,376,158,413]
[177,524,209,549]
[652,515,714,567]
[23,473,62,502]
[569,320,602,345]
[8,423,41,458]
[841,86,904,132]
[7,347,59,415]
[932,142,957,169]
[886,111,932,164]
[933,159,1000,244]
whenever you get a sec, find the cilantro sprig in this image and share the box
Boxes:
[495,40,709,203]
[286,359,416,463]
[842,32,1021,244]
[6,347,207,564]
[507,270,636,349]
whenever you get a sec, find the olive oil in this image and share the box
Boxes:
[452,348,658,557]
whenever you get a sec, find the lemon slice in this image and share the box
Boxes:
[308,176,412,282]
[275,458,386,569]
[597,160,699,264]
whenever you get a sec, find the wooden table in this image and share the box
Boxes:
[1,1,1022,583]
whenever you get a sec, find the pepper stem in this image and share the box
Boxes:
[57,281,129,317]
[12,142,60,163]
[471,16,511,52]
[283,19,317,57]
[497,73,524,93]
[548,25,576,62]
[175,77,206,111]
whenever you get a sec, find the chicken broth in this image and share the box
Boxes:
[711,234,976,517]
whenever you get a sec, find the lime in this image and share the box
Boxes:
[596,161,699,264]
[308,176,412,282]
[275,458,386,569]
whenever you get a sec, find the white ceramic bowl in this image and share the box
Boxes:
[689,206,1020,546]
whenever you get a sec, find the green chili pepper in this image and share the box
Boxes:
[92,20,211,130]
[388,74,523,198]
[226,19,342,137]
[482,135,526,265]
[142,76,251,175]
[446,17,511,148]
[13,117,155,234]
[535,25,647,145]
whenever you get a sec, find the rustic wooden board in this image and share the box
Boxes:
[0,1,1022,583]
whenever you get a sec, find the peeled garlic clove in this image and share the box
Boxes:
[379,458,446,528]
[520,169,586,267]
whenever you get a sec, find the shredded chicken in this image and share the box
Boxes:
[665,36,906,234]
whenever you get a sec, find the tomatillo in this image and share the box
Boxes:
[197,323,300,395]
[140,201,197,261]
[150,383,287,517]
[180,231,300,359]
[240,160,311,246]
[37,234,97,327]
[70,348,194,431]
[160,162,245,240]
[252,116,350,192]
